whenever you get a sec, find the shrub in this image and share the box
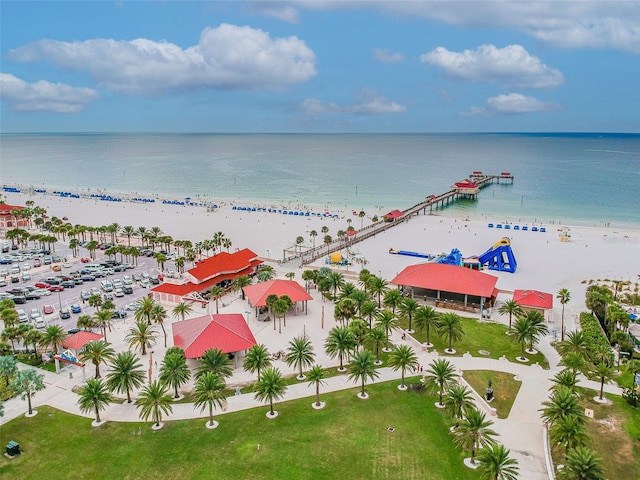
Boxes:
[579,312,614,362]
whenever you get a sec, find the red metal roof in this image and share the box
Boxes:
[455,179,477,188]
[242,279,312,307]
[151,261,261,296]
[384,209,404,219]
[0,204,24,214]
[188,248,260,283]
[513,289,553,309]
[390,263,498,298]
[172,314,257,358]
[62,331,104,350]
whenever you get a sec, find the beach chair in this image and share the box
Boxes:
[488,223,494,228]
[513,225,520,230]
[496,224,503,229]
[504,224,511,230]
[532,227,538,232]
[522,226,528,231]
[540,227,546,233]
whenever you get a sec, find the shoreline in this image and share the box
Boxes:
[4,181,640,232]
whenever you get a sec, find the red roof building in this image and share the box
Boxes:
[243,279,312,316]
[390,263,498,309]
[513,289,553,312]
[453,179,480,195]
[383,209,404,221]
[61,331,104,351]
[0,204,27,230]
[151,248,262,305]
[172,313,257,359]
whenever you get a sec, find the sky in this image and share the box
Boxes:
[1,1,639,133]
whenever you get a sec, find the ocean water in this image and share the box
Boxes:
[1,133,639,228]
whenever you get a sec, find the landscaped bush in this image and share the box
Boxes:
[579,312,614,362]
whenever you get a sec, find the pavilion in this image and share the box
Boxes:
[172,313,257,362]
[390,263,499,311]
[242,279,312,316]
[512,289,553,315]
[383,209,404,222]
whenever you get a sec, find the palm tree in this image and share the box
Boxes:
[306,365,327,408]
[80,340,115,378]
[134,296,156,325]
[171,302,193,322]
[192,371,226,428]
[39,325,67,354]
[243,344,272,381]
[197,348,232,380]
[94,309,113,342]
[77,378,112,424]
[558,447,605,480]
[551,369,580,394]
[135,380,173,428]
[125,320,158,356]
[453,407,498,464]
[234,275,252,300]
[540,386,587,427]
[309,229,318,248]
[523,310,548,352]
[367,276,389,308]
[106,351,146,403]
[375,309,397,348]
[285,336,315,380]
[557,330,591,362]
[476,443,520,480]
[159,352,191,398]
[150,304,169,347]
[444,383,475,422]
[253,366,287,417]
[590,361,614,401]
[324,326,356,371]
[557,288,571,341]
[76,314,95,331]
[88,294,103,312]
[424,358,457,406]
[414,305,439,346]
[348,349,379,399]
[209,286,223,314]
[498,300,523,330]
[510,316,533,361]
[387,344,418,389]
[383,289,404,315]
[398,297,419,332]
[364,327,389,364]
[359,300,378,329]
[437,312,464,353]
[10,368,45,416]
[550,414,589,456]
[272,296,291,334]
[0,355,18,387]
[327,271,345,300]
[334,298,357,325]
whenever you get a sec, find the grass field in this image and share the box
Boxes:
[462,370,522,419]
[399,316,550,369]
[0,378,477,480]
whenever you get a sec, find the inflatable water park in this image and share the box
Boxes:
[389,237,517,273]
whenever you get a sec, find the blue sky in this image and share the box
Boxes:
[1,1,639,133]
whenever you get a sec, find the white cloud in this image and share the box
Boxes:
[462,93,562,116]
[421,44,564,89]
[249,3,300,23]
[302,92,406,115]
[373,48,405,63]
[7,23,317,96]
[0,73,99,113]
[277,1,640,53]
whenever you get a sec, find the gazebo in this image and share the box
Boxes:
[390,263,498,311]
[54,331,104,377]
[383,209,404,222]
[172,314,257,363]
[242,279,312,316]
[513,289,553,315]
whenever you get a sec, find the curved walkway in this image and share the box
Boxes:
[1,330,623,480]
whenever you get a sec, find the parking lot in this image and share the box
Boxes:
[1,243,171,333]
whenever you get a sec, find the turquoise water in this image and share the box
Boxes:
[1,133,639,227]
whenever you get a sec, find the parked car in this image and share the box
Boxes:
[51,265,62,272]
[125,301,142,311]
[80,257,90,263]
[34,288,52,297]
[17,309,28,323]
[123,285,133,294]
[89,287,100,296]
[61,281,75,289]
[0,279,7,287]
[80,290,91,301]
[114,288,125,298]
[48,285,64,292]
[29,308,41,320]
[24,291,40,300]
[35,282,51,289]
[35,318,46,329]
[81,274,96,282]
[11,275,20,283]
[21,273,32,282]
[67,328,81,335]
[59,308,71,319]
[33,258,41,267]
[70,304,82,314]
[43,304,54,315]
[111,309,127,319]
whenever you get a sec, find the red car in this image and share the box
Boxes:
[48,285,64,292]
[43,304,54,315]
[80,257,90,263]
[35,282,51,289]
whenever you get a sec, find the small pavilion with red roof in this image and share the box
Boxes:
[452,179,480,197]
[53,331,104,377]
[242,279,312,316]
[513,289,553,315]
[151,248,263,305]
[391,263,498,311]
[383,209,404,222]
[172,313,257,362]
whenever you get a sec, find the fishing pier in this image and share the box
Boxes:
[293,172,514,266]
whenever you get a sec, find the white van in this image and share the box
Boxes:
[17,309,28,323]
[100,280,113,292]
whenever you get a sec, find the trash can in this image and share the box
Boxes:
[6,440,20,456]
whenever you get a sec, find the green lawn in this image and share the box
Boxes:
[0,379,477,480]
[462,370,522,419]
[549,388,640,480]
[400,316,550,369]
